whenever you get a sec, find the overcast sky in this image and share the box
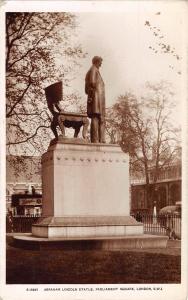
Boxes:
[62,1,188,120]
[1,0,187,142]
[3,1,188,116]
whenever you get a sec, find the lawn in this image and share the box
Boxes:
[6,237,181,284]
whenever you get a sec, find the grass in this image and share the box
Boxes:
[6,237,181,284]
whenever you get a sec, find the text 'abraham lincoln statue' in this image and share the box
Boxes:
[85,56,106,143]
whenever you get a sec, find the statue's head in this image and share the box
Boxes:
[92,56,103,68]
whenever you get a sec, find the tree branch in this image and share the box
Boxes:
[6,125,50,146]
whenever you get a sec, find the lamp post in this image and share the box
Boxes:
[153,185,158,225]
[153,200,157,225]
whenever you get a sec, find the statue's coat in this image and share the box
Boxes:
[85,65,105,119]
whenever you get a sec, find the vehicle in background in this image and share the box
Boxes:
[159,202,181,239]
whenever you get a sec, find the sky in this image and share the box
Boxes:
[1,0,187,154]
[2,1,188,119]
[62,1,188,122]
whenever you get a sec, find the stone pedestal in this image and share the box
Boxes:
[32,140,144,238]
[42,141,130,217]
[32,216,143,238]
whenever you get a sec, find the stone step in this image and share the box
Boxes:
[13,234,168,251]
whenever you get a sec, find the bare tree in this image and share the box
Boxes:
[143,81,180,182]
[106,81,181,205]
[6,12,86,155]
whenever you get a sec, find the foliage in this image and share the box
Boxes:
[6,155,41,182]
[6,12,86,155]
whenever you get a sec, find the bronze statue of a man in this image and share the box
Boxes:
[85,56,105,143]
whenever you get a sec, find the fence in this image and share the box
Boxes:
[6,214,181,239]
[6,215,40,233]
[132,213,181,239]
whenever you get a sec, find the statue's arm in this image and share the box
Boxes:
[89,67,97,89]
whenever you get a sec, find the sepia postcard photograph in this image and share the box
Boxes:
[0,1,188,300]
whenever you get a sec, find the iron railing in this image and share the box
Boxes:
[6,215,40,233]
[132,213,181,239]
[6,214,181,239]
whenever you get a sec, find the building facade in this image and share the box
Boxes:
[131,163,181,214]
[6,155,42,215]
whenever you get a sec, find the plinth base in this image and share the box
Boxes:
[13,234,168,250]
[32,216,144,238]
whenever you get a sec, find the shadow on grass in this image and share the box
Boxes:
[6,237,181,284]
